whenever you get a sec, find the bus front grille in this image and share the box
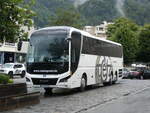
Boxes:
[31,78,58,85]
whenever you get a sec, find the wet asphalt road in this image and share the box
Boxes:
[84,84,150,113]
[3,78,150,113]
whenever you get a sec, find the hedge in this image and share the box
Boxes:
[0,74,13,84]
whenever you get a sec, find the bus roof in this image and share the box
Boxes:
[35,26,122,46]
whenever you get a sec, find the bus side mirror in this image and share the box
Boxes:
[17,39,22,51]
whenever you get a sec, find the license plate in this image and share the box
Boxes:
[40,85,50,88]
[15,70,21,74]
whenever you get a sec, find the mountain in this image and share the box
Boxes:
[79,0,150,25]
[28,0,150,27]
[78,0,119,25]
[31,0,74,27]
[124,0,150,25]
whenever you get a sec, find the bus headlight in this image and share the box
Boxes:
[59,76,71,83]
[26,77,31,82]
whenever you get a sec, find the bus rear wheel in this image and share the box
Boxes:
[79,76,87,92]
[103,82,110,86]
[112,72,118,84]
[44,88,53,95]
[103,73,113,86]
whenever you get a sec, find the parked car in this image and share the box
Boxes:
[0,63,26,78]
[128,69,143,79]
[122,68,130,79]
[140,69,150,79]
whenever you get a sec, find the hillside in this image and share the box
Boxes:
[78,0,119,25]
[124,0,150,25]
[28,0,150,27]
[31,0,74,27]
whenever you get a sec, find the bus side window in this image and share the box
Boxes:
[71,32,81,73]
[71,49,76,63]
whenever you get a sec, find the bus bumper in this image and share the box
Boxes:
[27,82,72,89]
[25,75,74,89]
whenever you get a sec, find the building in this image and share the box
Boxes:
[0,42,28,65]
[0,26,34,66]
[83,21,113,39]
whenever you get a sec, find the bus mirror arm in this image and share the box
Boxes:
[65,37,72,42]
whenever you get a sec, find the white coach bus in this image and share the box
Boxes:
[24,26,123,93]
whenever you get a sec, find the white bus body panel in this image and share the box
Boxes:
[26,54,123,89]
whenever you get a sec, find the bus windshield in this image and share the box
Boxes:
[26,30,69,74]
[27,31,69,63]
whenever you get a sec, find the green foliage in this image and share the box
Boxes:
[30,0,74,27]
[78,0,119,25]
[8,79,14,84]
[49,9,85,28]
[23,0,150,27]
[107,18,139,64]
[24,0,150,27]
[124,0,150,25]
[0,74,10,84]
[138,24,150,62]
[0,0,35,43]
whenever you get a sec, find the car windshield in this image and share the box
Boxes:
[131,69,137,71]
[123,68,128,71]
[3,64,13,68]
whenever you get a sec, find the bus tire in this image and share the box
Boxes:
[79,75,87,92]
[44,88,53,95]
[103,79,112,86]
[108,74,113,85]
[112,81,116,84]
[103,71,113,86]
[103,82,109,86]
[112,71,118,84]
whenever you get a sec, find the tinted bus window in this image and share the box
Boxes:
[82,36,122,58]
[71,32,81,73]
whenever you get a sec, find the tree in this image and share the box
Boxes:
[0,0,35,43]
[30,0,74,27]
[138,24,150,62]
[78,0,119,25]
[49,9,85,29]
[107,18,139,64]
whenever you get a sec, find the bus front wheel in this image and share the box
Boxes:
[79,76,87,92]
